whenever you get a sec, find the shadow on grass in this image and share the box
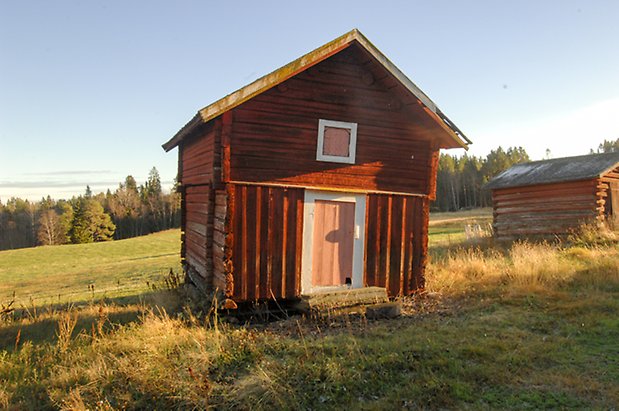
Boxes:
[0,288,185,352]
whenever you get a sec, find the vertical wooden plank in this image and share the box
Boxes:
[271,189,284,298]
[232,185,244,300]
[259,187,270,298]
[281,190,289,297]
[404,197,415,294]
[411,196,422,290]
[294,190,304,296]
[285,189,299,298]
[245,186,257,300]
[419,197,430,290]
[384,196,393,292]
[411,196,429,291]
[224,184,235,298]
[389,196,402,296]
[242,186,249,300]
[266,187,274,298]
[254,186,262,299]
[399,197,407,295]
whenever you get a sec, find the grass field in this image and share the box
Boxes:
[1,213,618,409]
[0,230,181,307]
[428,207,493,247]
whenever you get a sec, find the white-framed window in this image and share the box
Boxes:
[316,119,357,164]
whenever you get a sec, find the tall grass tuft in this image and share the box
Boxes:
[568,222,618,247]
[507,242,575,288]
[427,247,507,294]
[56,309,78,352]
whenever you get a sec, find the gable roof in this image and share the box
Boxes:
[485,152,619,190]
[162,29,470,152]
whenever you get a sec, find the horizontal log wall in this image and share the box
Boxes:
[228,45,439,196]
[184,184,213,285]
[492,179,599,239]
[227,184,304,301]
[179,121,219,292]
[180,122,217,186]
[365,194,428,296]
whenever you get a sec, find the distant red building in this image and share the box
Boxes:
[486,152,619,239]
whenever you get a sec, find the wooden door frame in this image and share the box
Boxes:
[301,190,366,294]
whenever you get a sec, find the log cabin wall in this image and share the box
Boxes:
[364,194,429,296]
[492,179,600,240]
[179,121,220,290]
[226,45,439,196]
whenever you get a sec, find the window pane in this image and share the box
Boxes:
[323,126,351,157]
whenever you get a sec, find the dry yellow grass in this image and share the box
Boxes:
[428,241,619,295]
[1,220,618,409]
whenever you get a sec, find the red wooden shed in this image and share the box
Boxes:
[162,29,470,306]
[485,152,619,240]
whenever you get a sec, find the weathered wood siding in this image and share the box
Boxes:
[225,184,305,301]
[227,45,440,196]
[364,194,428,296]
[180,122,217,186]
[184,184,212,283]
[492,179,600,239]
[179,122,219,290]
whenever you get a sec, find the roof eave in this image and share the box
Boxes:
[162,113,203,152]
[598,160,619,179]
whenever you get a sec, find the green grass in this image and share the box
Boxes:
[429,208,492,247]
[1,213,618,409]
[0,230,181,307]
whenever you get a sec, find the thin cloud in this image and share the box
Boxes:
[21,170,113,176]
[0,180,120,189]
[0,180,175,189]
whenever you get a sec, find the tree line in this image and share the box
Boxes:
[434,146,530,211]
[2,139,617,249]
[0,167,180,251]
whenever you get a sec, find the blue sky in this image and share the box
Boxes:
[1,1,618,200]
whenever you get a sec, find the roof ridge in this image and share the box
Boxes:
[162,29,470,152]
[518,151,619,166]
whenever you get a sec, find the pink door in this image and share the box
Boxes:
[311,200,355,286]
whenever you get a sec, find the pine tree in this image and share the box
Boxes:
[596,138,619,153]
[69,198,115,243]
